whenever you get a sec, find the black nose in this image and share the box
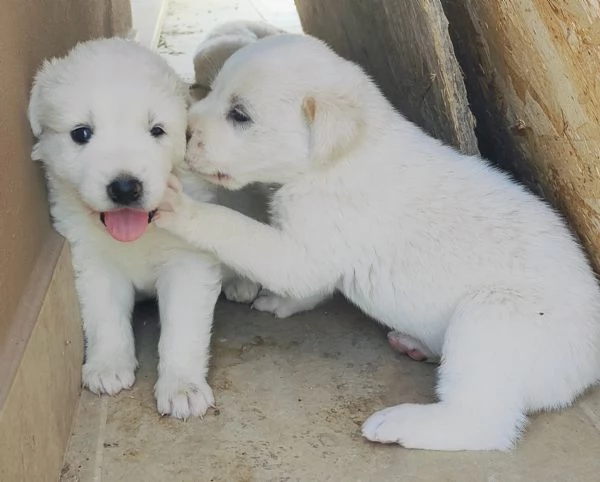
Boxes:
[106,176,143,205]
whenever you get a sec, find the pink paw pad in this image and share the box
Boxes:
[387,331,429,362]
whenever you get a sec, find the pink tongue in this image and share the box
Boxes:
[103,209,149,242]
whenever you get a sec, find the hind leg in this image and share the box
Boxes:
[363,290,531,451]
[387,331,439,363]
[252,290,328,318]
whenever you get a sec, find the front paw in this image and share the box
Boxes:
[82,356,137,395]
[154,175,192,231]
[154,374,215,420]
[223,276,261,304]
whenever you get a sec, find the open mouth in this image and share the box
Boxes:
[99,209,157,242]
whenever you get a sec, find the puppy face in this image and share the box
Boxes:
[29,38,188,241]
[185,34,366,189]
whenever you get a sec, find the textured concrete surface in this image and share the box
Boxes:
[62,297,600,482]
[62,1,600,481]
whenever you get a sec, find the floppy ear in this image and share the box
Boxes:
[28,63,48,138]
[188,83,210,103]
[193,36,254,98]
[28,59,55,160]
[27,59,56,161]
[302,89,364,164]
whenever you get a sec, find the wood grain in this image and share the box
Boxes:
[442,0,600,269]
[294,0,479,155]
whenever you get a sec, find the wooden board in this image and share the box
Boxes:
[0,242,83,482]
[294,0,479,155]
[442,0,600,269]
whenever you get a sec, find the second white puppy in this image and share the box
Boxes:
[154,34,600,450]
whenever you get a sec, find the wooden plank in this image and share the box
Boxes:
[294,0,479,155]
[442,0,600,270]
[0,243,83,482]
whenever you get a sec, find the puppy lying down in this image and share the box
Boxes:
[154,34,600,450]
[27,34,267,419]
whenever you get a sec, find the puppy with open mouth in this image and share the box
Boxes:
[28,36,263,419]
[154,34,600,450]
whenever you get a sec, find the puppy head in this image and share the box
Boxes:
[185,34,367,190]
[29,38,188,241]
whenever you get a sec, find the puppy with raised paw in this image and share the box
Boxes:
[155,34,600,451]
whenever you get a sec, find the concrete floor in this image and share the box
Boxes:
[61,1,600,481]
[62,297,600,482]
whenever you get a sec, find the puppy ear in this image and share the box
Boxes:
[28,61,48,138]
[28,59,56,160]
[302,89,364,164]
[186,84,206,104]
[193,36,253,98]
[27,59,56,161]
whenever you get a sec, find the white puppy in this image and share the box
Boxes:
[196,23,425,354]
[195,21,434,355]
[154,34,600,450]
[28,37,257,419]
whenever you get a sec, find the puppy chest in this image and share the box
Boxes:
[102,240,163,293]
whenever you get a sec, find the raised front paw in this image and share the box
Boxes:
[154,174,192,233]
[154,374,215,420]
[82,356,137,396]
[222,276,261,304]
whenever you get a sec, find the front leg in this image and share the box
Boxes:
[154,250,221,419]
[155,182,336,299]
[73,247,137,395]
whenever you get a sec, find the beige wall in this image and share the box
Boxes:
[0,0,131,479]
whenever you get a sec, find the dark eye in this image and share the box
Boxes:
[70,125,93,145]
[185,128,191,144]
[150,125,166,138]
[227,105,252,124]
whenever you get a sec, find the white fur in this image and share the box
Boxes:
[28,38,259,419]
[252,290,326,319]
[155,34,600,449]
[191,20,285,102]
[189,21,287,302]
